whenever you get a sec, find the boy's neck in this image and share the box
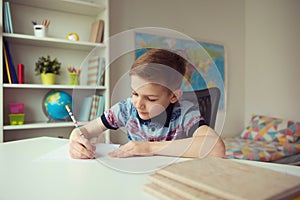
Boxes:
[137,103,175,127]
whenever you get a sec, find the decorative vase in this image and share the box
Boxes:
[41,73,55,85]
[69,73,79,85]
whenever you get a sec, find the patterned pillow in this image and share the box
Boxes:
[283,120,300,143]
[240,114,300,143]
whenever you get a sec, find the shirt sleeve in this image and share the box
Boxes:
[180,101,207,137]
[101,98,132,130]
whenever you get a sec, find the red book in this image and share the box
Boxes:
[18,64,24,84]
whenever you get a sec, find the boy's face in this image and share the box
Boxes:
[130,75,178,120]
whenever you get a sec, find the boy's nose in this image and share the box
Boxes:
[136,99,145,109]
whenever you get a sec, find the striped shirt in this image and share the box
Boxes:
[101,97,207,141]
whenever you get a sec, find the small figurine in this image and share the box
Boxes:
[66,32,79,41]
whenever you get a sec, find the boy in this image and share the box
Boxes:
[69,48,225,159]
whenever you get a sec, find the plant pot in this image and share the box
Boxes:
[41,73,55,85]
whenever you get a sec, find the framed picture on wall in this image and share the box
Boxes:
[134,32,226,111]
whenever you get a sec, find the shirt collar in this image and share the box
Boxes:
[137,103,175,127]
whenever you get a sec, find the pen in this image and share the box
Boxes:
[65,105,95,159]
[65,105,84,137]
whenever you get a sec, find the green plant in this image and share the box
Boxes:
[35,55,61,75]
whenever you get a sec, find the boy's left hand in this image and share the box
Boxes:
[108,141,154,158]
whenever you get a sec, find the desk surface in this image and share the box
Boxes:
[1,137,300,200]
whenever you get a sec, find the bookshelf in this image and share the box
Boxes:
[0,0,110,142]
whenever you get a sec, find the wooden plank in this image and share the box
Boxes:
[148,173,223,200]
[144,183,186,200]
[155,157,300,200]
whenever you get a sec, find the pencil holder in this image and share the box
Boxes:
[69,73,79,85]
[33,25,48,37]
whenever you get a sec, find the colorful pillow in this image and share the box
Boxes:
[240,114,300,143]
[283,120,300,143]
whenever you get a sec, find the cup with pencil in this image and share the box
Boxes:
[67,66,81,85]
[32,19,50,37]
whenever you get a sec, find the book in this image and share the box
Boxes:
[89,95,100,121]
[3,40,18,83]
[146,157,300,200]
[96,95,105,116]
[89,19,104,43]
[3,1,13,33]
[78,96,93,121]
[87,56,99,85]
[3,45,12,83]
[3,2,9,33]
[96,20,104,43]
[97,56,105,86]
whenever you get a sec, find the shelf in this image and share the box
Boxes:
[9,0,105,16]
[3,83,106,90]
[1,0,109,142]
[3,33,105,51]
[4,121,87,130]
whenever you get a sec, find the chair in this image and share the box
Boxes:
[180,87,221,129]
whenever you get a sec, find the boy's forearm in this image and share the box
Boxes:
[150,126,225,158]
[80,118,107,139]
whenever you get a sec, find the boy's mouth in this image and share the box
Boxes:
[138,111,148,115]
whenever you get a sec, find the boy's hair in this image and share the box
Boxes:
[130,48,186,91]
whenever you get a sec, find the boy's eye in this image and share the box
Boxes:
[132,91,138,96]
[148,98,158,102]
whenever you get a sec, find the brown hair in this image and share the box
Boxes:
[130,48,186,91]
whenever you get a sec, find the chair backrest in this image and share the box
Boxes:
[180,87,220,129]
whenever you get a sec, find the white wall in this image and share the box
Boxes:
[245,0,300,122]
[109,0,245,141]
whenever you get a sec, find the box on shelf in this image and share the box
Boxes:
[9,114,25,125]
[9,103,24,114]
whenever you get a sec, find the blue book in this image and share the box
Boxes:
[97,95,105,117]
[4,40,18,83]
[78,96,93,121]
[4,2,13,33]
[3,2,9,33]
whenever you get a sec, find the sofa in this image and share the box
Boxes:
[224,114,300,164]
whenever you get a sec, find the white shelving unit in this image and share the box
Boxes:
[0,0,109,142]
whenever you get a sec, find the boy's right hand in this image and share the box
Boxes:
[69,128,96,159]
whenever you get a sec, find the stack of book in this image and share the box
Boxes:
[144,156,300,200]
[3,1,13,33]
[78,94,105,122]
[89,19,104,43]
[87,55,105,86]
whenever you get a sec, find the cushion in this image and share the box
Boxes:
[240,114,300,143]
[224,137,300,161]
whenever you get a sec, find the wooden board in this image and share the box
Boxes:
[144,183,186,200]
[155,157,300,200]
[148,173,223,200]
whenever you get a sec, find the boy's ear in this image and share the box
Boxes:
[170,89,183,103]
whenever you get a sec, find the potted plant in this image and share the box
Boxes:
[35,55,61,85]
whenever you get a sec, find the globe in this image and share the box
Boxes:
[43,90,72,121]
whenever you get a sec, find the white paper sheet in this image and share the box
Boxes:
[35,143,186,173]
[35,143,119,162]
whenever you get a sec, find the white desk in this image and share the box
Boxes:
[1,137,300,200]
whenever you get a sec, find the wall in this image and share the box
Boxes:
[109,0,245,142]
[245,0,300,122]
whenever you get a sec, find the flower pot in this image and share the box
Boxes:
[41,73,55,85]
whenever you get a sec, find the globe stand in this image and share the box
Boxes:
[46,116,71,123]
